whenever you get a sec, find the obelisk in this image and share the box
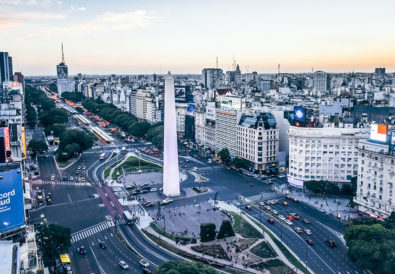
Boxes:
[163,71,180,196]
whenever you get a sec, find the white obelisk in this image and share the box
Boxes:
[163,71,180,196]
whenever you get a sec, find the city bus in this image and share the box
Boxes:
[123,210,135,225]
[100,153,105,160]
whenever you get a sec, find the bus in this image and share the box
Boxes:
[123,210,135,225]
[100,153,105,160]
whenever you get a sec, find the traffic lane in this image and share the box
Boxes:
[70,238,102,274]
[62,152,100,178]
[85,229,150,274]
[247,207,337,274]
[37,155,61,180]
[119,224,179,266]
[29,196,109,233]
[249,206,360,274]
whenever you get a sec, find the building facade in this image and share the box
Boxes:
[288,126,369,186]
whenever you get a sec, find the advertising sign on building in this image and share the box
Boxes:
[219,96,244,110]
[370,124,388,143]
[206,106,216,121]
[174,86,186,101]
[288,177,304,188]
[11,81,18,90]
[187,103,196,113]
[1,127,10,151]
[0,165,25,233]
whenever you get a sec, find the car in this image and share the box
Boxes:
[119,260,129,270]
[46,198,52,204]
[306,239,314,245]
[99,241,107,249]
[267,218,275,224]
[150,188,157,192]
[274,199,279,204]
[258,201,266,206]
[142,268,152,274]
[82,166,86,170]
[305,229,312,235]
[77,166,81,170]
[126,185,135,189]
[140,189,149,194]
[286,195,292,200]
[264,205,271,211]
[78,246,86,254]
[282,201,288,206]
[143,201,152,206]
[294,227,303,234]
[279,215,286,221]
[290,213,300,219]
[141,184,149,188]
[293,198,299,203]
[81,178,86,182]
[62,176,67,181]
[325,240,336,247]
[69,176,73,181]
[75,170,80,174]
[303,219,311,224]
[245,205,252,210]
[287,216,294,221]
[284,219,293,225]
[161,198,173,205]
[319,207,326,213]
[47,192,52,197]
[139,259,150,268]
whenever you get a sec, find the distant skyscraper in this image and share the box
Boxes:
[202,68,223,89]
[56,43,73,96]
[0,52,12,84]
[375,67,386,74]
[313,71,327,92]
[163,71,180,197]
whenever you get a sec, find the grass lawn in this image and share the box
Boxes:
[247,215,311,274]
[112,156,162,180]
[110,152,118,159]
[230,212,263,239]
[103,158,123,179]
[250,241,277,258]
[266,259,288,274]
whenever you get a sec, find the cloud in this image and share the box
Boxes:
[0,12,66,33]
[43,10,160,35]
[78,7,86,11]
[0,0,51,6]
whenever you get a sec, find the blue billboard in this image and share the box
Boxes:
[0,165,25,233]
[187,103,196,113]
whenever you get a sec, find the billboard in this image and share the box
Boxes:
[174,86,186,101]
[187,103,196,113]
[370,124,387,142]
[12,81,18,90]
[22,126,27,159]
[392,132,395,145]
[206,106,216,121]
[0,165,25,233]
[288,177,304,188]
[219,96,243,110]
[294,107,305,122]
[1,127,10,151]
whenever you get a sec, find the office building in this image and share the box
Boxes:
[0,52,12,84]
[375,67,386,75]
[56,44,74,96]
[313,71,327,93]
[354,125,395,219]
[236,113,279,172]
[202,68,223,89]
[288,126,369,187]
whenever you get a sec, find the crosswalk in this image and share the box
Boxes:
[72,221,114,243]
[248,192,284,202]
[35,180,93,187]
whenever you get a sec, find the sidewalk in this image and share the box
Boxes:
[275,184,359,220]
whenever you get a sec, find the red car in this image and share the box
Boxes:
[287,216,294,221]
[325,240,336,247]
[267,218,275,224]
[306,239,314,245]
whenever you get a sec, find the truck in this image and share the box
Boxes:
[99,153,105,160]
[58,254,73,274]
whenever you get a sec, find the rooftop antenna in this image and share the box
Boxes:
[216,56,218,69]
[61,42,65,64]
[277,64,280,75]
[312,67,314,73]
[232,54,236,70]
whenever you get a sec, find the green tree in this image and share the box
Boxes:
[218,148,231,164]
[232,157,251,169]
[200,223,216,242]
[36,224,71,268]
[56,129,94,162]
[39,108,68,127]
[217,220,235,239]
[75,106,84,113]
[25,104,37,128]
[61,91,85,103]
[128,121,151,138]
[157,261,217,274]
[44,123,67,137]
[28,139,48,155]
[146,124,164,149]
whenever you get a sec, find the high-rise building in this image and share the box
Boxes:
[0,52,12,84]
[313,71,327,93]
[354,125,395,219]
[56,43,74,96]
[202,68,223,89]
[375,67,386,74]
[236,113,279,172]
[163,72,180,197]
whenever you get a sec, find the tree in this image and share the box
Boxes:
[36,224,71,268]
[217,220,235,239]
[61,91,85,103]
[75,107,84,113]
[157,261,217,274]
[128,121,151,138]
[25,104,37,128]
[218,148,231,164]
[200,223,216,242]
[44,123,67,137]
[39,108,68,127]
[28,139,48,155]
[232,157,251,169]
[56,129,95,162]
[146,124,164,149]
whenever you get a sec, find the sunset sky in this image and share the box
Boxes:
[1,0,395,75]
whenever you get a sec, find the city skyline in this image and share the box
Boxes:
[1,0,395,75]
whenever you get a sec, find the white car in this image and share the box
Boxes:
[284,219,293,225]
[139,259,149,268]
[264,205,271,211]
[279,215,286,221]
[271,209,278,215]
[119,261,129,270]
[161,198,173,205]
[150,188,157,192]
[305,229,312,235]
[69,176,73,181]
